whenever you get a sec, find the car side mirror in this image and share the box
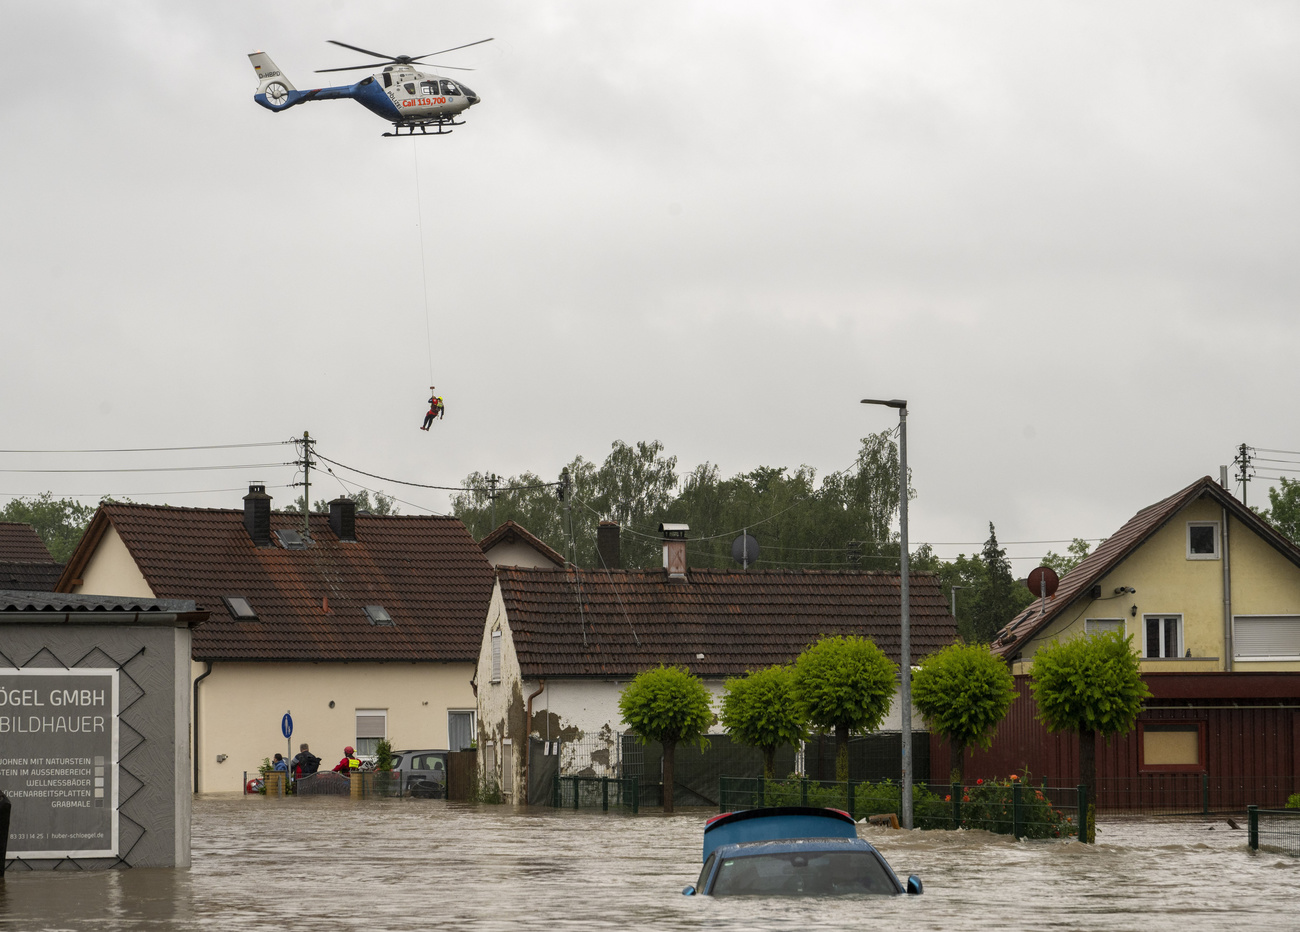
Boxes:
[681,885,696,896]
[906,875,923,895]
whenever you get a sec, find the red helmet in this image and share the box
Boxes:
[344,746,355,754]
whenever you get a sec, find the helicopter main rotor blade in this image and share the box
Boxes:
[315,62,398,73]
[327,39,400,60]
[408,37,494,60]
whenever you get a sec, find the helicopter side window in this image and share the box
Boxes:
[440,80,461,96]
[421,81,437,95]
[382,72,393,88]
[404,83,416,95]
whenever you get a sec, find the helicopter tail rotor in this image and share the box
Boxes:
[249,52,298,109]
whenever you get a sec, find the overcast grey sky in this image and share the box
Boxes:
[2,1,1297,567]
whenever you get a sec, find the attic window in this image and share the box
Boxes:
[363,605,394,626]
[222,596,257,620]
[275,528,309,550]
[1186,522,1219,560]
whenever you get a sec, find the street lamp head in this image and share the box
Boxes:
[861,398,907,409]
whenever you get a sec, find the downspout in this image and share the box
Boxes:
[193,662,213,794]
[524,679,546,805]
[1222,507,1233,672]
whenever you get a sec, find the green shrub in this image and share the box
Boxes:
[945,774,1072,839]
[1286,793,1300,810]
[375,738,394,772]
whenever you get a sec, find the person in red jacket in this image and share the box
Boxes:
[332,745,362,774]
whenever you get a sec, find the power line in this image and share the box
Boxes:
[0,485,295,499]
[0,441,292,454]
[0,462,292,474]
[314,451,559,494]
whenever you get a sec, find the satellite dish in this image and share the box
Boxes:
[731,534,759,567]
[1026,565,1060,598]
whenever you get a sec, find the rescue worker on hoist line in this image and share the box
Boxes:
[332,745,362,774]
[421,386,444,430]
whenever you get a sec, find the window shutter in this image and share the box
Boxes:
[1235,616,1300,658]
[491,629,502,683]
[356,710,387,738]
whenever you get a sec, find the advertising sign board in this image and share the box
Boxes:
[0,669,119,859]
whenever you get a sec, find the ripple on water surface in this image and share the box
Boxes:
[1,796,1297,932]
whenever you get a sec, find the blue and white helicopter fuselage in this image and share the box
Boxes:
[249,51,481,136]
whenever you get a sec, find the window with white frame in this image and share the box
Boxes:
[491,628,502,684]
[484,741,496,778]
[1233,615,1300,661]
[448,710,476,752]
[1143,615,1183,658]
[1085,619,1124,637]
[355,709,387,757]
[1186,522,1220,560]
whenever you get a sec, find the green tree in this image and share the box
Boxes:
[968,523,1033,643]
[792,635,897,782]
[1029,630,1151,842]
[911,643,1017,784]
[1257,477,1300,543]
[618,665,714,813]
[1041,538,1094,577]
[0,493,95,563]
[285,489,399,516]
[719,665,804,778]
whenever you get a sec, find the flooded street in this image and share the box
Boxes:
[2,796,1297,931]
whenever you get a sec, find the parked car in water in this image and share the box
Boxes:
[390,749,449,798]
[682,807,923,897]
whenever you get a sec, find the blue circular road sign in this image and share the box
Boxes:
[282,712,293,739]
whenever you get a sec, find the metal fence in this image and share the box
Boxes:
[1247,806,1300,855]
[551,774,640,813]
[1095,775,1295,816]
[718,776,1086,841]
[243,770,405,797]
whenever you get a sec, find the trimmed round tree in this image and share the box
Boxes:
[911,642,1017,785]
[1030,630,1151,842]
[720,665,804,779]
[618,664,714,813]
[792,635,897,782]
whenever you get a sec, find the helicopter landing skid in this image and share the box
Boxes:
[384,118,466,138]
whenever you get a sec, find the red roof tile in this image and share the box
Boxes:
[497,567,957,678]
[57,504,494,663]
[0,523,56,563]
[991,476,1300,659]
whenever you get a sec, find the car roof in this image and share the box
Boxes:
[712,837,878,858]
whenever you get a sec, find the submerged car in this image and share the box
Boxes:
[390,749,449,798]
[682,806,923,897]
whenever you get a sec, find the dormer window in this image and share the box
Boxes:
[363,605,394,626]
[1187,522,1220,560]
[222,596,257,620]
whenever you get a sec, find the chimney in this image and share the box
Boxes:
[597,521,621,569]
[243,483,272,547]
[329,497,356,542]
[659,523,688,579]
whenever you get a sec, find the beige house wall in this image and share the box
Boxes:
[72,524,154,599]
[193,660,475,794]
[1011,496,1300,675]
[484,540,557,569]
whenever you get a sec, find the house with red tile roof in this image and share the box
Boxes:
[947,477,1300,806]
[480,520,565,569]
[55,484,495,793]
[474,528,958,804]
[0,522,62,591]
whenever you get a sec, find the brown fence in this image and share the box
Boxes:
[447,750,477,801]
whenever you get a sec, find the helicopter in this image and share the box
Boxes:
[249,39,492,136]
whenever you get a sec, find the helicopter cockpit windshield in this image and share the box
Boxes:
[440,79,466,97]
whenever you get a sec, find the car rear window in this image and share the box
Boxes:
[710,850,897,896]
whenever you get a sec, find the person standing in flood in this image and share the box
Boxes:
[332,745,361,773]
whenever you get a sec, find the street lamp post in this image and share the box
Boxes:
[950,585,967,623]
[860,398,911,830]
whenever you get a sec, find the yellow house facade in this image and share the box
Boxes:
[995,476,1300,676]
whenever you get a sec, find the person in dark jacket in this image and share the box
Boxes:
[292,743,321,776]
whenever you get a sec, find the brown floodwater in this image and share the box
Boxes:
[1,796,1297,931]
